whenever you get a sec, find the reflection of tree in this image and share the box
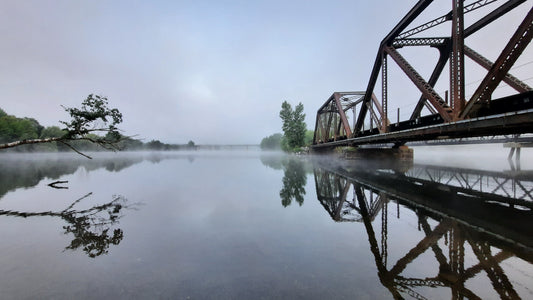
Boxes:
[0,155,144,199]
[280,159,307,207]
[259,154,284,170]
[0,193,135,258]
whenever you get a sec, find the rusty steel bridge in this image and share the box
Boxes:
[312,0,533,150]
[313,159,533,298]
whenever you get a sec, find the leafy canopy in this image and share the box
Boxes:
[60,94,122,140]
[279,101,306,152]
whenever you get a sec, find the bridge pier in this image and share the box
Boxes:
[334,145,414,161]
[504,142,533,161]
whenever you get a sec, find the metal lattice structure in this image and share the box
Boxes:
[313,160,533,299]
[313,0,533,148]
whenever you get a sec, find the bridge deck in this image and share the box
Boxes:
[312,92,533,149]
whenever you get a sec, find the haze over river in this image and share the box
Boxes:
[1,147,533,299]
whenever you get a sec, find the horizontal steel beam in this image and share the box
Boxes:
[393,37,447,47]
[312,109,533,148]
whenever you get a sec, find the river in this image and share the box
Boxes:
[0,148,532,299]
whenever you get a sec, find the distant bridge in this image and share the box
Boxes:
[196,144,259,150]
[312,0,533,150]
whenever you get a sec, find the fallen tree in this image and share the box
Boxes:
[0,94,123,159]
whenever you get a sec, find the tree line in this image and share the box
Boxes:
[0,95,196,155]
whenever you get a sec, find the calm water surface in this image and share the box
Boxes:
[1,148,532,299]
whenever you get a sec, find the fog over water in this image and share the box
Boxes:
[0,148,532,299]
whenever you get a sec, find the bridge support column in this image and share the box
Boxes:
[335,146,413,161]
[505,142,533,163]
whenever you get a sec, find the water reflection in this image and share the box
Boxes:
[0,152,203,200]
[280,158,307,207]
[314,159,533,299]
[0,153,145,199]
[0,193,135,258]
[261,155,308,207]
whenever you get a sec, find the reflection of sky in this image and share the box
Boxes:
[1,152,533,298]
[1,1,532,144]
[414,144,533,171]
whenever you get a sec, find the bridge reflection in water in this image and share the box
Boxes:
[314,160,533,299]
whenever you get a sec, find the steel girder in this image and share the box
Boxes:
[461,5,533,118]
[313,161,533,299]
[313,92,388,144]
[314,0,533,146]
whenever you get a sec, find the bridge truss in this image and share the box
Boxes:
[313,0,533,149]
[313,160,533,298]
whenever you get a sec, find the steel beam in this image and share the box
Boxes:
[465,0,527,37]
[393,37,447,47]
[333,92,353,137]
[450,0,466,117]
[382,54,388,132]
[410,42,451,120]
[311,109,533,148]
[385,46,453,121]
[356,0,434,135]
[464,45,532,92]
[461,7,533,118]
[397,0,498,39]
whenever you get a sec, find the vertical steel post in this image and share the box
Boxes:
[397,108,400,126]
[451,0,466,119]
[370,105,374,131]
[382,54,388,132]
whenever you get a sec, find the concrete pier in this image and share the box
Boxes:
[335,145,414,161]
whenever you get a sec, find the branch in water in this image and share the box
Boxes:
[48,180,69,189]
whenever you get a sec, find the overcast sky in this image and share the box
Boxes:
[1,0,532,144]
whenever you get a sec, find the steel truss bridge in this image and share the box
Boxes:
[312,0,533,150]
[313,159,533,299]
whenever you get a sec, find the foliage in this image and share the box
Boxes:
[0,100,199,155]
[304,130,314,146]
[0,115,40,143]
[279,101,307,152]
[279,158,307,207]
[0,94,124,158]
[36,126,69,152]
[260,133,283,150]
[146,139,165,150]
[117,136,144,150]
[60,94,122,142]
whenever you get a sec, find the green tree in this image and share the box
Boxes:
[118,136,144,150]
[146,140,164,150]
[304,130,314,146]
[0,94,123,159]
[279,101,307,152]
[0,114,42,152]
[260,133,283,150]
[35,126,68,152]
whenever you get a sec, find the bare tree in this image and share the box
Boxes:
[0,94,123,159]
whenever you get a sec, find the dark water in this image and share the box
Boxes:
[0,150,532,299]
